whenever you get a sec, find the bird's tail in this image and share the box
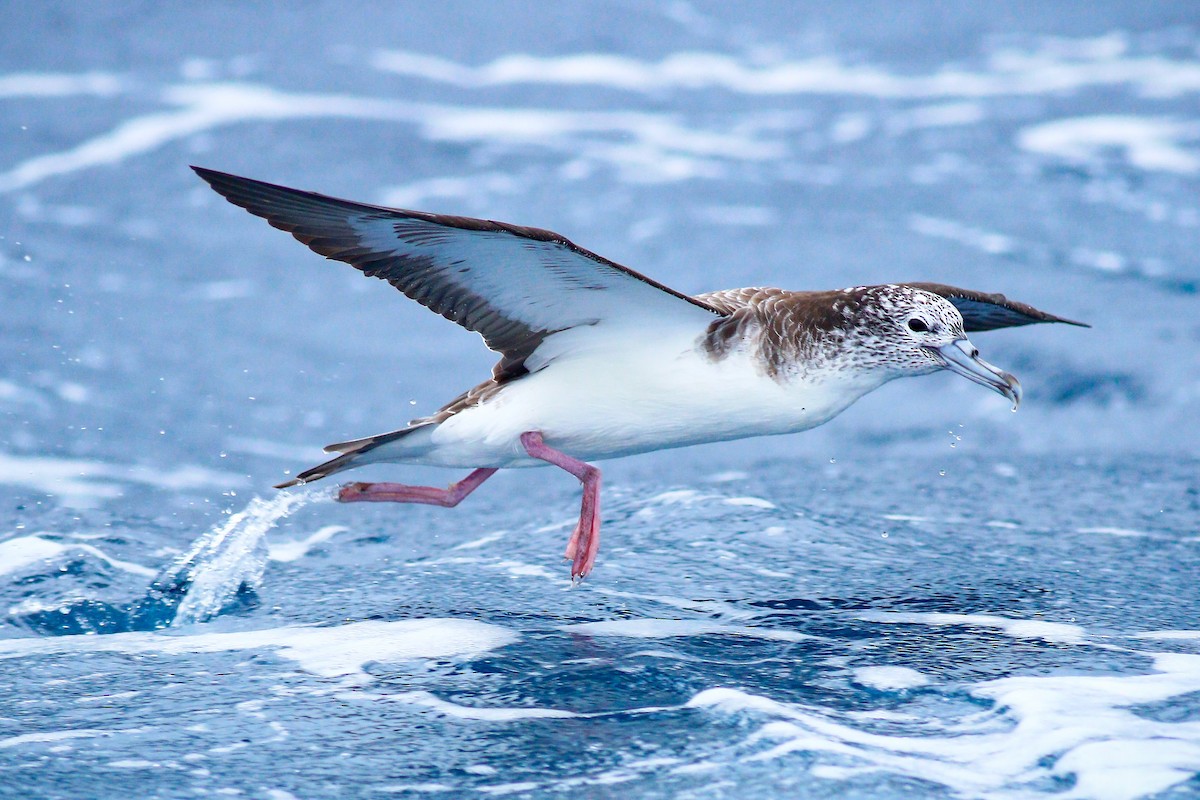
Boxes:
[274,423,434,489]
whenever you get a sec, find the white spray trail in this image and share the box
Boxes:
[149,487,333,627]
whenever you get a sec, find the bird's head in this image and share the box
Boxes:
[852,286,1022,410]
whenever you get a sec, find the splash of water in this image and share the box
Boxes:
[136,486,333,627]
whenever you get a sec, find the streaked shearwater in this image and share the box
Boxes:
[194,167,1087,579]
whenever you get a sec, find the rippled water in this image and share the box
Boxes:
[3,4,1200,799]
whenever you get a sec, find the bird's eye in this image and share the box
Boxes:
[907,318,929,333]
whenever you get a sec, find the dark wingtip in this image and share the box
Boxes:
[191,165,255,196]
[1042,313,1091,329]
[191,165,244,200]
[191,164,221,182]
[274,477,303,489]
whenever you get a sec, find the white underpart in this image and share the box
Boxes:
[363,326,887,468]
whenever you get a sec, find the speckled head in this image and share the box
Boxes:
[845,285,1022,408]
[702,283,1024,409]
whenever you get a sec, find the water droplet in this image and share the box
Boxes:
[938,470,946,476]
[881,532,889,539]
[829,458,836,464]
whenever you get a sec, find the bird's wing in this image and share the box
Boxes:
[905,282,1090,332]
[193,167,722,378]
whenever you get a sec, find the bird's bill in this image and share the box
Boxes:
[929,339,1022,411]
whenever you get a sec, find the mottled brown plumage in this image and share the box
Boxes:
[696,284,1085,379]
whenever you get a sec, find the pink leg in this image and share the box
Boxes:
[337,468,498,508]
[520,431,601,580]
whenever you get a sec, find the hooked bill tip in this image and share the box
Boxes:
[1004,372,1022,412]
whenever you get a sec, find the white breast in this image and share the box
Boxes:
[415,327,886,468]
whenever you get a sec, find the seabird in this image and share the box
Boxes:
[193,167,1087,580]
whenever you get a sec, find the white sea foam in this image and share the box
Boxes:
[0,80,778,193]
[908,214,1016,256]
[345,690,576,720]
[263,790,300,800]
[0,728,115,748]
[593,588,758,621]
[852,666,930,691]
[909,211,1165,281]
[885,101,986,134]
[379,172,521,208]
[0,534,155,577]
[560,618,814,643]
[5,39,1200,196]
[1018,115,1200,174]
[830,112,872,143]
[371,45,1200,98]
[639,487,783,515]
[644,489,713,505]
[78,690,140,704]
[1077,526,1150,538]
[0,451,245,508]
[486,560,559,581]
[1134,630,1200,641]
[266,524,348,563]
[705,471,749,483]
[8,42,1194,200]
[1070,247,1127,274]
[0,535,65,576]
[857,611,1086,644]
[722,496,777,509]
[690,650,1200,798]
[452,531,507,551]
[0,71,123,99]
[478,782,541,796]
[0,618,518,679]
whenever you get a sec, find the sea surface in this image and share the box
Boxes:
[2,4,1199,798]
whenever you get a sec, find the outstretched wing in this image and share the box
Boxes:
[193,167,721,378]
[906,282,1089,332]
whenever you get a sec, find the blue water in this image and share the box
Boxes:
[3,4,1200,798]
